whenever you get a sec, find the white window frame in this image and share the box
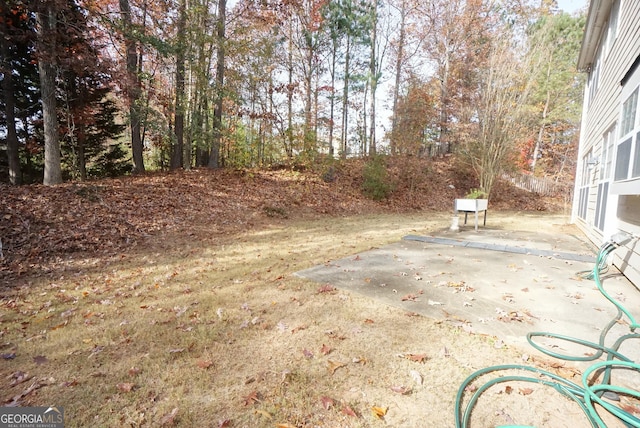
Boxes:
[595,125,616,231]
[601,124,616,180]
[612,58,640,194]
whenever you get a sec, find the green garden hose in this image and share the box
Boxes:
[454,237,640,428]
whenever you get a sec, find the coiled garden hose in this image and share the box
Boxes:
[454,237,640,428]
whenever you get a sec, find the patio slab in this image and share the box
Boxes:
[295,226,640,365]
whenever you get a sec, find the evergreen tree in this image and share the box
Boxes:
[1,0,127,183]
[56,1,126,180]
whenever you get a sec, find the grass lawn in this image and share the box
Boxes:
[2,211,610,427]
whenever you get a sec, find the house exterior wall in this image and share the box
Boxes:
[573,0,640,288]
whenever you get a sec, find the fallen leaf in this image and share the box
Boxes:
[342,405,358,417]
[9,371,32,387]
[404,353,429,363]
[504,385,513,394]
[390,385,412,394]
[620,403,640,415]
[363,318,374,324]
[320,344,332,355]
[372,406,388,419]
[218,419,231,428]
[410,370,423,385]
[320,396,335,410]
[519,388,534,395]
[401,293,418,301]
[50,321,68,330]
[243,390,260,406]
[5,379,46,406]
[502,293,515,303]
[291,324,307,333]
[327,360,347,375]
[352,357,367,364]
[552,366,579,379]
[302,349,314,358]
[160,407,179,426]
[33,355,48,365]
[117,382,135,392]
[197,359,213,369]
[317,284,337,293]
[324,330,346,340]
[253,409,272,419]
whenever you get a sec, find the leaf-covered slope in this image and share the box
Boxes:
[0,157,562,281]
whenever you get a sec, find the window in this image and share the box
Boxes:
[612,52,640,193]
[606,0,620,55]
[577,150,591,220]
[581,149,592,186]
[601,124,616,180]
[596,125,616,230]
[594,182,609,231]
[615,138,632,180]
[615,88,640,182]
[634,131,640,177]
[620,89,638,137]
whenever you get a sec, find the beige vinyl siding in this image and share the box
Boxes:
[612,195,640,290]
[575,0,640,286]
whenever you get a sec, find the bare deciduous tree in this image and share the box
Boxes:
[459,34,536,198]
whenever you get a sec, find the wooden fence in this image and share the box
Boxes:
[501,173,570,196]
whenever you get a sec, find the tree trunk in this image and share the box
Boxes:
[68,75,87,181]
[341,35,351,159]
[438,48,450,154]
[76,119,87,181]
[304,37,313,153]
[328,43,337,157]
[531,61,552,172]
[119,0,145,173]
[285,9,294,159]
[37,6,62,185]
[208,0,226,168]
[390,0,406,155]
[1,15,21,185]
[171,0,187,170]
[368,2,378,156]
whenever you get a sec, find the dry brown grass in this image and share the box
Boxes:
[4,211,616,427]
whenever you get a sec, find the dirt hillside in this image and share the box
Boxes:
[0,156,569,283]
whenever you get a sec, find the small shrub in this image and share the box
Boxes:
[362,156,394,201]
[322,165,337,183]
[465,188,488,199]
[263,205,288,218]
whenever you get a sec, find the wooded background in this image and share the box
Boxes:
[1,0,584,197]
